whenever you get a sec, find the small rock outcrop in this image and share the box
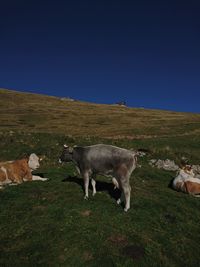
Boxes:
[149,159,179,171]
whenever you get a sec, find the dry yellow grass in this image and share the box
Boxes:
[1,88,200,138]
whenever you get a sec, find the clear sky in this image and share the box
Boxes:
[0,0,200,112]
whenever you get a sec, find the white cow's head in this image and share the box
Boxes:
[181,164,195,177]
[28,153,40,171]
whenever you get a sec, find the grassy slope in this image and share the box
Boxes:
[0,88,200,267]
[1,88,200,138]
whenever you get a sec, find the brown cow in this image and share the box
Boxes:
[0,153,48,189]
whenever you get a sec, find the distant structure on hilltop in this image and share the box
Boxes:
[115,101,127,107]
[60,97,75,102]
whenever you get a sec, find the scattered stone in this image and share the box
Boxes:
[192,165,200,175]
[149,159,179,171]
[149,159,157,165]
[150,159,200,176]
[137,151,146,157]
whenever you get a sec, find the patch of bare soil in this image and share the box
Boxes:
[82,251,94,261]
[80,210,92,217]
[122,245,145,261]
[107,234,128,247]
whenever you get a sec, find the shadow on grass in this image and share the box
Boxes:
[62,175,121,201]
[33,172,45,178]
[168,177,174,189]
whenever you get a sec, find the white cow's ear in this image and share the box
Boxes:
[64,144,68,148]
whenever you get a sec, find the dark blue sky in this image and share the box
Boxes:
[0,0,200,112]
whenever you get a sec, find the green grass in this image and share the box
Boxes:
[0,89,200,266]
[0,132,200,267]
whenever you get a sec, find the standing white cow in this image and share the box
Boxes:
[59,144,137,211]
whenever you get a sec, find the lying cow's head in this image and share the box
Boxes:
[59,145,74,163]
[182,165,193,175]
[183,164,192,171]
[28,153,40,171]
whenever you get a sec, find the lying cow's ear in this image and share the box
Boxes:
[63,144,69,149]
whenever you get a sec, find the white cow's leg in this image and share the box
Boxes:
[124,185,131,212]
[117,197,122,205]
[83,172,89,199]
[191,194,200,198]
[91,178,96,196]
[117,190,124,205]
[114,178,123,205]
[112,177,119,189]
[0,167,11,184]
[32,175,48,181]
[121,180,131,212]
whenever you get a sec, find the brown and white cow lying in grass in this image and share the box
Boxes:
[0,153,48,189]
[172,165,200,197]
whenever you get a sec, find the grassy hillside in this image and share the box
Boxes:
[1,88,200,138]
[0,88,200,267]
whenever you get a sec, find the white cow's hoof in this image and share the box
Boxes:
[124,207,130,212]
[84,195,89,200]
[92,192,96,197]
[9,183,18,186]
[117,199,121,205]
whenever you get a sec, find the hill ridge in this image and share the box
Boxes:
[0,88,200,138]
